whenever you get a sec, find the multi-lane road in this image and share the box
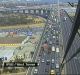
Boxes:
[26,9,62,75]
[60,9,80,75]
[26,7,78,75]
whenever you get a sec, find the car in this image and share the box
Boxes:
[53,36,56,39]
[51,59,54,63]
[54,18,57,22]
[37,63,40,66]
[56,47,59,52]
[49,41,52,45]
[37,57,40,61]
[51,63,55,69]
[53,30,55,31]
[45,68,48,72]
[46,60,50,65]
[49,25,52,28]
[56,36,59,39]
[52,29,54,30]
[52,46,55,51]
[39,54,41,57]
[56,31,59,34]
[56,40,59,44]
[42,59,45,63]
[34,69,38,74]
[56,64,59,68]
[64,16,67,21]
[50,69,56,75]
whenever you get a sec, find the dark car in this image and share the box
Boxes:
[46,60,50,65]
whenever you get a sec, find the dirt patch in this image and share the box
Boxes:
[0,36,26,44]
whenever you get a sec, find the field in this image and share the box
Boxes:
[0,13,45,27]
[0,23,45,29]
[0,36,26,44]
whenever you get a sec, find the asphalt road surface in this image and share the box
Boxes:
[60,9,80,75]
[30,12,61,75]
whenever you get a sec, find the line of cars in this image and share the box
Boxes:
[51,46,60,75]
[47,18,60,75]
[33,13,60,75]
[33,45,60,75]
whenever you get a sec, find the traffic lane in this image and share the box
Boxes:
[65,52,75,74]
[60,12,73,54]
[45,52,52,75]
[38,50,52,75]
[66,54,72,74]
[74,59,80,74]
[37,62,46,75]
[43,58,51,75]
[60,11,80,74]
[70,59,78,74]
[66,62,72,75]
[65,56,78,74]
[60,11,73,33]
[33,50,45,75]
[37,51,48,75]
[55,53,60,73]
[43,51,52,75]
[51,51,55,69]
[33,17,60,75]
[66,59,79,75]
[64,50,78,75]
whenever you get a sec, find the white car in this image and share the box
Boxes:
[52,59,54,63]
[49,25,52,28]
[37,63,40,66]
[52,46,55,51]
[42,59,45,63]
[56,47,59,52]
[53,36,56,39]
[54,18,57,22]
[56,64,59,68]
[64,16,67,21]
[34,69,38,74]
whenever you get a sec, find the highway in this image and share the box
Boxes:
[0,1,79,75]
[0,5,77,75]
[60,9,80,75]
[26,9,61,75]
